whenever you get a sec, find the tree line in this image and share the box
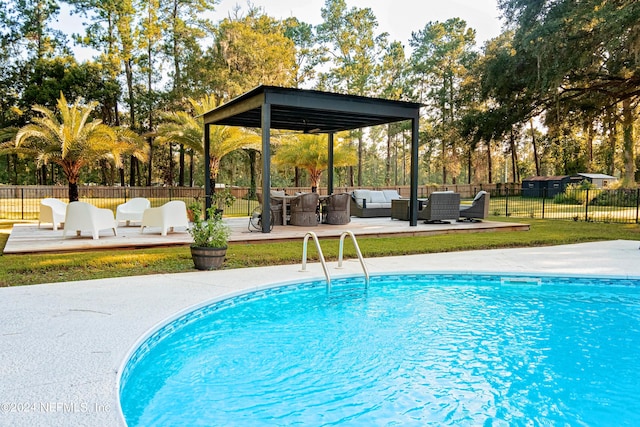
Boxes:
[1,0,638,193]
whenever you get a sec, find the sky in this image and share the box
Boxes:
[211,0,505,47]
[54,0,504,61]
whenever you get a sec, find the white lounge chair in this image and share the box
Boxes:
[63,202,117,240]
[140,200,189,236]
[116,197,151,226]
[39,198,67,231]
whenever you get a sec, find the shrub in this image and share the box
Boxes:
[591,188,639,207]
[554,191,582,205]
[554,181,597,205]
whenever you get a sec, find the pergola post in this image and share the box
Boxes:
[204,123,211,217]
[261,102,271,233]
[409,115,420,226]
[327,133,334,195]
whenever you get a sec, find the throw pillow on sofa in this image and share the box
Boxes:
[369,191,387,204]
[382,190,401,202]
[352,189,371,207]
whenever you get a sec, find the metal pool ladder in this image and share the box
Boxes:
[301,231,370,293]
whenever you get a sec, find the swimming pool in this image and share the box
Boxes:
[119,273,640,426]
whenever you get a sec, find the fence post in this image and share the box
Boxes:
[542,188,546,219]
[505,187,509,217]
[584,189,589,222]
[636,188,640,224]
[21,188,25,220]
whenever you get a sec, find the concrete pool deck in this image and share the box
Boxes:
[1,239,639,426]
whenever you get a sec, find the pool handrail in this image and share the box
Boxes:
[336,230,369,290]
[301,231,332,291]
[300,230,369,294]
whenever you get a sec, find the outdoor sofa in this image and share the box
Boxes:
[350,189,402,217]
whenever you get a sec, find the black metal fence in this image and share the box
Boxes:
[0,186,260,220]
[2,185,639,224]
[489,187,640,224]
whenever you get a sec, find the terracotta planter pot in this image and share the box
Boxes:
[190,246,227,270]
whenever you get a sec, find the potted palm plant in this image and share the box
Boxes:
[188,204,231,270]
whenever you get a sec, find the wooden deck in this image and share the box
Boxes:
[4,217,529,254]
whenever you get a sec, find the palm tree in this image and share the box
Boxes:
[112,127,149,186]
[154,94,260,191]
[274,134,357,191]
[9,93,123,202]
[0,127,18,143]
[0,127,19,184]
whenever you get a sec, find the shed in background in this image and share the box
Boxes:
[573,173,618,188]
[521,176,572,197]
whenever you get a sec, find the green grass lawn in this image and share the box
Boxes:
[1,217,639,287]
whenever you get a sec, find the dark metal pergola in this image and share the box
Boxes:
[202,85,422,232]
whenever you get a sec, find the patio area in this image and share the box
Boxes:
[3,216,529,254]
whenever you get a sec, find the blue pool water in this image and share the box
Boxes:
[119,274,640,426]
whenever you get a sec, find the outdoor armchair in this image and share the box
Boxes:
[418,191,461,223]
[140,200,189,236]
[323,193,351,225]
[257,191,284,226]
[289,192,320,226]
[63,201,117,240]
[39,198,67,231]
[116,197,151,226]
[459,191,490,222]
